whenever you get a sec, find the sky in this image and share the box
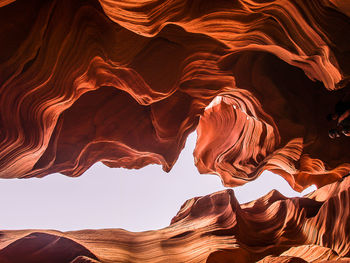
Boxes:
[0,132,316,232]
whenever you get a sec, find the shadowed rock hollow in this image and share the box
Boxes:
[0,0,350,262]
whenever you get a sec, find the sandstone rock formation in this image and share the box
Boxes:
[1,0,350,262]
[1,176,350,262]
[0,0,349,190]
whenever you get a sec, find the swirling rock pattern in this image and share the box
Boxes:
[0,0,349,191]
[1,0,350,262]
[1,176,350,262]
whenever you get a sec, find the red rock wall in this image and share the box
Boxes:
[1,0,350,262]
[0,0,349,190]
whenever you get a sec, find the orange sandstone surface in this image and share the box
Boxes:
[1,0,349,189]
[0,0,350,262]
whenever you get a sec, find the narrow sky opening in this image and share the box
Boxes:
[0,133,316,232]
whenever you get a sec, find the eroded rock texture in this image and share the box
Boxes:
[1,0,350,262]
[0,0,350,191]
[1,176,350,263]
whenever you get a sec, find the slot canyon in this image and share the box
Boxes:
[0,0,350,262]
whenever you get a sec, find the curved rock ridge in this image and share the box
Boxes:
[0,232,99,263]
[0,0,233,179]
[99,0,347,90]
[195,89,350,191]
[0,0,350,190]
[277,245,343,262]
[1,176,350,262]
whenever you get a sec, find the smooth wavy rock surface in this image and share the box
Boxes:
[0,232,98,263]
[0,0,349,190]
[1,175,350,262]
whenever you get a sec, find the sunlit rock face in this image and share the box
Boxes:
[1,176,350,263]
[1,0,350,262]
[1,0,350,191]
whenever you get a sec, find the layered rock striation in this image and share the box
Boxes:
[0,0,349,190]
[1,0,350,262]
